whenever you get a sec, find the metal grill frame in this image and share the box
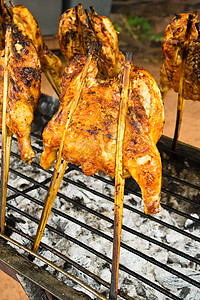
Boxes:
[1,96,200,300]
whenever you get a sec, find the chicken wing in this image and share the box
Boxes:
[41,55,164,214]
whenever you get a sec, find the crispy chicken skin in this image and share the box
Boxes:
[11,4,63,92]
[0,26,41,163]
[0,3,63,163]
[41,55,164,214]
[160,13,200,100]
[58,5,124,78]
[0,7,5,50]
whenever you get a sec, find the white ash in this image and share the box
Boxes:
[2,137,200,300]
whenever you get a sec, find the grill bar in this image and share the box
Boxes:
[6,222,134,300]
[6,198,200,290]
[163,172,200,190]
[4,212,182,300]
[5,164,200,246]
[162,188,200,207]
[6,181,200,266]
[6,160,200,233]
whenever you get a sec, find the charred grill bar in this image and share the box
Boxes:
[0,95,200,299]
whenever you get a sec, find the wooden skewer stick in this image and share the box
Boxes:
[32,43,97,254]
[109,52,132,300]
[0,25,12,234]
[172,14,194,151]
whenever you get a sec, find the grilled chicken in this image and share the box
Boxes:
[59,4,93,65]
[59,4,124,78]
[11,4,63,93]
[0,26,41,163]
[0,2,63,163]
[0,2,62,93]
[41,55,164,214]
[160,12,200,100]
[0,6,5,50]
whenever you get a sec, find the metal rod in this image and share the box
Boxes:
[110,52,132,300]
[0,25,11,234]
[32,43,97,254]
[6,170,200,245]
[4,152,200,243]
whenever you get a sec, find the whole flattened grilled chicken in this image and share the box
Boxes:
[160,12,200,100]
[41,54,164,214]
[0,25,41,163]
[0,2,63,163]
[40,6,164,214]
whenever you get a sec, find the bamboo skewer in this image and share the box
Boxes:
[0,26,12,234]
[32,43,97,254]
[172,14,194,151]
[109,52,132,300]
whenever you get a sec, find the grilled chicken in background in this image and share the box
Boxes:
[59,4,93,65]
[41,52,164,214]
[160,12,200,100]
[59,4,124,78]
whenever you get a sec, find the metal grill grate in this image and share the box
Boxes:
[0,95,200,299]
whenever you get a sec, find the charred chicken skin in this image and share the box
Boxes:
[0,2,63,163]
[160,12,200,100]
[0,25,41,163]
[41,54,164,214]
[10,4,63,93]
